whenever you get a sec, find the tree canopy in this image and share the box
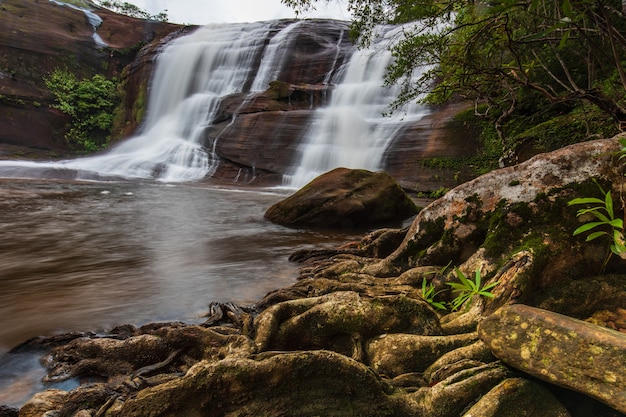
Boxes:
[283,0,626,143]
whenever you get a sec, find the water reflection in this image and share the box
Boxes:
[0,179,359,351]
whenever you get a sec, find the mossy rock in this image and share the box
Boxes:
[265,167,418,230]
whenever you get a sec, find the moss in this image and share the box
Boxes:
[404,217,446,259]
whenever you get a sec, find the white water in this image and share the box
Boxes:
[284,25,430,188]
[250,21,303,92]
[0,23,283,182]
[72,22,276,182]
[49,0,108,48]
[0,20,426,185]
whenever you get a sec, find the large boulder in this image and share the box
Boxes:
[478,304,626,413]
[363,137,625,305]
[264,167,419,229]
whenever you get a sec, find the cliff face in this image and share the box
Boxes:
[0,3,478,190]
[0,0,179,157]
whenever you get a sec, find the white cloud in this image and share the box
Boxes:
[126,0,350,25]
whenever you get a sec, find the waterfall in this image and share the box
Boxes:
[49,0,108,48]
[284,25,429,189]
[0,19,427,184]
[0,22,291,181]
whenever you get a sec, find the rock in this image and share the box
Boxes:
[0,0,179,155]
[423,340,497,384]
[0,405,18,417]
[478,304,626,414]
[41,324,253,383]
[366,332,479,376]
[461,378,571,417]
[411,362,511,417]
[108,350,405,417]
[264,168,418,229]
[18,389,67,417]
[363,137,625,298]
[254,291,441,359]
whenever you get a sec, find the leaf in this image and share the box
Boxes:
[561,0,572,16]
[568,197,604,206]
[473,268,482,290]
[585,231,608,241]
[454,267,472,290]
[573,222,607,236]
[604,190,614,219]
[481,281,500,292]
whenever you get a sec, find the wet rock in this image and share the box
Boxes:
[423,340,496,384]
[254,291,441,359]
[264,167,418,229]
[410,362,511,417]
[109,350,404,417]
[0,0,179,154]
[478,304,626,413]
[42,324,253,383]
[0,405,18,417]
[462,377,571,417]
[366,332,479,376]
[18,389,67,417]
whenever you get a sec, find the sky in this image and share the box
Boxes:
[125,0,351,25]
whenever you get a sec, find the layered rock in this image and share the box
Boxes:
[0,0,179,156]
[0,4,478,190]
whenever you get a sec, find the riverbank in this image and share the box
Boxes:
[3,137,626,417]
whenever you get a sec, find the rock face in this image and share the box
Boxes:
[264,167,419,229]
[0,0,178,156]
[0,3,478,190]
[479,304,626,414]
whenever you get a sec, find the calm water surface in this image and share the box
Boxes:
[0,179,360,406]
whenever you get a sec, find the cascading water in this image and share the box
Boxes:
[49,0,108,48]
[1,20,336,182]
[0,19,426,185]
[284,25,429,189]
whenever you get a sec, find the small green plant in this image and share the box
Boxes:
[447,267,499,312]
[420,279,447,311]
[430,187,450,199]
[420,264,499,312]
[568,180,625,272]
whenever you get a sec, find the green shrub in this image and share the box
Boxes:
[45,69,119,153]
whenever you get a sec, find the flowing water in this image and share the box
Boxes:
[0,19,427,407]
[0,178,361,406]
[285,24,430,188]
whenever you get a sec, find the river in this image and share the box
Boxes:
[0,178,362,406]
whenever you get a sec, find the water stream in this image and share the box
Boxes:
[0,19,427,407]
[0,179,361,407]
[284,24,430,188]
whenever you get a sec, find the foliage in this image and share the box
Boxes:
[94,0,168,21]
[568,180,626,272]
[45,68,119,153]
[448,267,499,312]
[282,0,626,151]
[420,278,447,310]
[420,265,499,312]
[430,186,449,199]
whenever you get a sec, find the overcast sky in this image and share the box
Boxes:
[125,0,351,24]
